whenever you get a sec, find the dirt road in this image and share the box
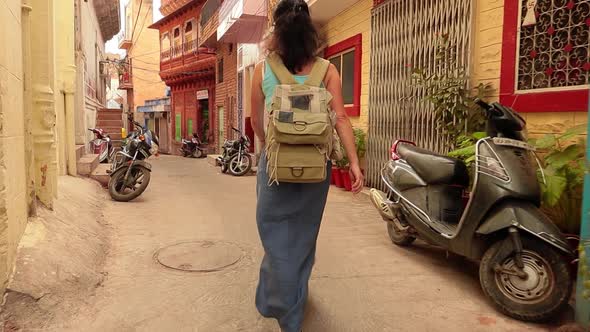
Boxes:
[49,156,550,331]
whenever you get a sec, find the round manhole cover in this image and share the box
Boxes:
[155,241,243,273]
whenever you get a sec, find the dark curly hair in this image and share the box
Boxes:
[267,0,320,74]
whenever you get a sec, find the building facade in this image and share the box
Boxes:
[118,0,171,152]
[199,0,267,153]
[365,0,589,186]
[74,0,120,147]
[150,0,217,153]
[0,0,118,295]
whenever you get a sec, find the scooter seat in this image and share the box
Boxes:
[397,144,469,187]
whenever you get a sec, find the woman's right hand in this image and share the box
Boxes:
[349,163,364,194]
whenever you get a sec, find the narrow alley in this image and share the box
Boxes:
[28,157,549,331]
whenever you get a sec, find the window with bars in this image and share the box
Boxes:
[517,0,590,91]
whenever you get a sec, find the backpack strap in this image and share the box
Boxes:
[304,57,330,87]
[266,53,298,85]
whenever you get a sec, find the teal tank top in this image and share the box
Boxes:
[262,61,308,108]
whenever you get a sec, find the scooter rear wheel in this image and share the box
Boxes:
[387,222,415,246]
[479,236,571,322]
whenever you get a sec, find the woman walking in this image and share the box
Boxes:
[249,0,364,331]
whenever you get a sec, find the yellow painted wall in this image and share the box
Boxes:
[0,0,32,294]
[129,0,167,112]
[321,0,372,133]
[471,0,586,136]
[79,0,108,145]
[0,0,79,296]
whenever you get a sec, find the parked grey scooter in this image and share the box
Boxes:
[370,99,572,322]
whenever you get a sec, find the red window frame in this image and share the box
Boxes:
[500,1,589,113]
[324,34,362,117]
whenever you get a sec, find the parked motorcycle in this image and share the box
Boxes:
[89,128,114,163]
[369,99,572,322]
[180,133,206,158]
[107,119,159,202]
[217,127,252,176]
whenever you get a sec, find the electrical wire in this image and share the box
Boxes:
[130,0,144,43]
[132,5,152,48]
[133,57,161,66]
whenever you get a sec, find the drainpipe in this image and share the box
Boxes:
[21,1,36,216]
[575,89,590,328]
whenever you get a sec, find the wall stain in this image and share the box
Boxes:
[40,165,48,187]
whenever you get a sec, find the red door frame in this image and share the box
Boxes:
[500,1,589,113]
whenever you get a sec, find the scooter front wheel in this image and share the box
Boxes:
[387,222,415,246]
[479,236,571,322]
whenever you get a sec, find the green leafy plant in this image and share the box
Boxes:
[530,124,587,234]
[448,131,486,167]
[353,128,366,159]
[336,128,367,169]
[409,34,489,146]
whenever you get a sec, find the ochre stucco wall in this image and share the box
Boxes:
[129,0,167,110]
[321,0,372,133]
[471,0,587,136]
[0,0,30,294]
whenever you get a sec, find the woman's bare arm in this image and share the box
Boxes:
[324,64,364,192]
[250,62,266,144]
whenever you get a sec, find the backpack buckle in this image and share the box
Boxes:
[293,121,308,132]
[291,167,304,177]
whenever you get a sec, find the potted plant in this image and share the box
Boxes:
[333,128,367,192]
[335,155,351,191]
[354,128,367,174]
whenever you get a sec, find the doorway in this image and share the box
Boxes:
[199,99,209,143]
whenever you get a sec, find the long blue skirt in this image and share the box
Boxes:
[255,153,331,332]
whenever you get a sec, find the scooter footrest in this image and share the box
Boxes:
[369,188,395,221]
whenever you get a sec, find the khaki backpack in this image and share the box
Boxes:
[265,53,342,185]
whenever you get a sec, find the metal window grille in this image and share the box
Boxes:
[517,0,590,91]
[366,0,473,188]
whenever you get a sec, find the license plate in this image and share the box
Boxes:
[492,137,536,151]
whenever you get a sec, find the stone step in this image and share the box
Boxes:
[96,119,123,128]
[77,154,99,176]
[75,145,85,162]
[97,112,123,121]
[90,164,111,187]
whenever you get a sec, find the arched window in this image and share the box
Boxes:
[184,20,196,52]
[173,27,182,57]
[161,32,171,59]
